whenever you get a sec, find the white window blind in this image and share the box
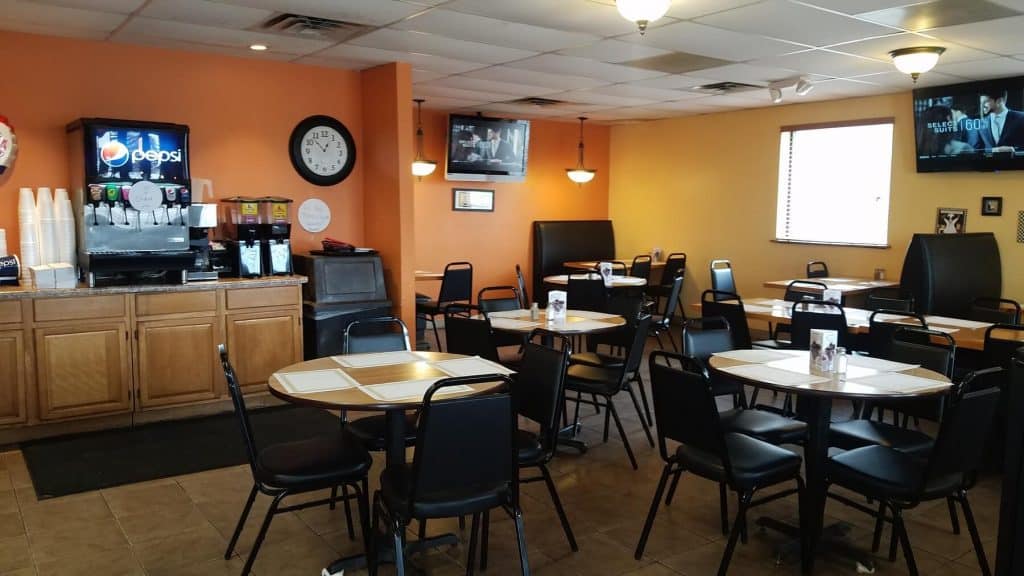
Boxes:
[776,120,894,246]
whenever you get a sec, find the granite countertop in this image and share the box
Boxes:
[0,275,307,300]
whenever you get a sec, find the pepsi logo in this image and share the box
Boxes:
[100,141,130,168]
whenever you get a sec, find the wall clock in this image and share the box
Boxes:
[289,115,356,186]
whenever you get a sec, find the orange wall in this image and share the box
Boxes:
[0,31,365,253]
[413,110,611,301]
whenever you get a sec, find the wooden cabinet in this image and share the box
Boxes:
[35,323,132,421]
[225,310,302,392]
[136,317,220,409]
[0,331,26,426]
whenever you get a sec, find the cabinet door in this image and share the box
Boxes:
[0,331,26,426]
[225,311,301,392]
[137,317,219,409]
[35,323,132,420]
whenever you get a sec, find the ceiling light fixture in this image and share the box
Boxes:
[769,87,783,104]
[795,77,814,96]
[249,44,268,51]
[889,46,946,83]
[566,117,596,185]
[616,0,671,35]
[411,99,437,179]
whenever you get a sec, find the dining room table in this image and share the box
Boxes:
[762,277,899,296]
[708,349,952,574]
[543,273,647,288]
[268,349,514,574]
[563,259,666,272]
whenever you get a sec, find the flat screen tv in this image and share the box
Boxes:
[445,114,530,182]
[913,76,1024,172]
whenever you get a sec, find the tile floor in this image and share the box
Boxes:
[0,357,1002,575]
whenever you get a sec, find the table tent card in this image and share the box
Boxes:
[809,329,838,374]
[822,288,842,304]
[597,262,614,286]
[547,290,567,323]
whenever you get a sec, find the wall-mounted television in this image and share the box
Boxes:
[913,76,1024,172]
[445,114,530,182]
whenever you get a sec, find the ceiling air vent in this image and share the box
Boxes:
[257,13,372,43]
[692,81,762,94]
[510,97,566,107]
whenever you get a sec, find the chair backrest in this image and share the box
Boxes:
[630,255,652,281]
[868,310,927,359]
[983,323,1024,370]
[700,290,752,349]
[709,259,735,298]
[790,301,848,349]
[891,326,956,378]
[656,275,684,323]
[682,316,734,367]
[607,261,628,276]
[566,273,608,312]
[784,280,828,302]
[648,351,729,469]
[444,304,499,362]
[478,286,521,315]
[515,330,571,455]
[922,381,1002,494]
[515,264,530,308]
[218,344,260,480]
[411,375,517,507]
[658,252,687,287]
[865,287,915,312]
[438,261,473,305]
[343,317,411,354]
[806,260,829,278]
[972,297,1022,324]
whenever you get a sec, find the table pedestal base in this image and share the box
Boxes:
[556,423,588,453]
[757,517,876,573]
[324,532,460,575]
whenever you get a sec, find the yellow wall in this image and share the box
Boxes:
[609,91,1024,307]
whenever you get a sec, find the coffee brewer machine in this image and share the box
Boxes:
[218,197,293,277]
[260,197,293,276]
[68,118,193,286]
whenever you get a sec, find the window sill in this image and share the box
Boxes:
[771,239,891,249]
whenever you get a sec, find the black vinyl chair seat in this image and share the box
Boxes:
[719,408,807,445]
[381,463,510,520]
[829,419,934,456]
[257,430,372,488]
[565,363,618,391]
[829,445,961,501]
[515,429,546,465]
[415,299,442,312]
[569,351,623,368]
[345,413,418,451]
[676,432,802,491]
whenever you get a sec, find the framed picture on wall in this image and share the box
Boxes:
[982,196,1003,216]
[936,207,967,234]
[452,188,494,212]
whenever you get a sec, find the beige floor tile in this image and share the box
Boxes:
[34,548,144,576]
[132,522,227,575]
[0,534,32,573]
[0,491,18,515]
[102,479,190,517]
[619,562,683,576]
[199,498,316,554]
[175,466,253,505]
[148,556,248,576]
[0,512,25,540]
[250,530,340,576]
[116,502,213,546]
[27,516,129,565]
[19,492,112,534]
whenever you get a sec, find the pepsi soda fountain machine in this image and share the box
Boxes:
[68,118,194,286]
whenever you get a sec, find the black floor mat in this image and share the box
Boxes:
[21,406,339,499]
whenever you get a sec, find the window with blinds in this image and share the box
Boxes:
[775,120,895,247]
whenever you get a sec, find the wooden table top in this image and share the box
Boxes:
[415,270,444,281]
[708,350,951,399]
[563,260,666,271]
[762,277,899,295]
[268,351,506,411]
[543,274,647,287]
[483,309,626,334]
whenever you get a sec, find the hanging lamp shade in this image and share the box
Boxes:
[566,117,596,184]
[616,0,671,34]
[889,47,945,83]
[411,99,437,178]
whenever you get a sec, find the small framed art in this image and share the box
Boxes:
[982,196,1003,216]
[936,207,967,234]
[452,188,494,212]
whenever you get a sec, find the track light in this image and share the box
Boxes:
[795,77,814,96]
[769,87,783,104]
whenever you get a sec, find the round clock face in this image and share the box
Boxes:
[289,115,356,186]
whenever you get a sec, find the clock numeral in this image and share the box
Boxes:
[306,139,314,146]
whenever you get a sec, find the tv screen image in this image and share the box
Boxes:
[79,120,190,184]
[913,76,1024,172]
[446,114,529,182]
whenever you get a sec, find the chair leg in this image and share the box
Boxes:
[540,464,578,551]
[893,507,919,576]
[608,401,638,470]
[512,509,530,576]
[342,484,355,540]
[871,500,886,553]
[330,486,338,510]
[602,401,612,443]
[480,510,490,570]
[418,519,427,540]
[947,496,961,535]
[225,483,258,559]
[356,482,373,569]
[392,518,407,576]
[718,491,752,576]
[592,393,601,415]
[466,513,480,576]
[888,505,899,562]
[665,330,679,353]
[241,491,286,576]
[664,470,683,506]
[428,315,441,352]
[369,493,381,576]
[719,482,730,536]
[635,374,654,427]
[635,464,672,560]
[460,515,466,531]
[654,332,664,350]
[959,491,992,576]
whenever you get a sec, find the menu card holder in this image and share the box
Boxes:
[547,290,567,323]
[809,329,838,375]
[598,261,613,286]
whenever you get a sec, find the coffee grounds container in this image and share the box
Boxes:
[219,197,262,278]
[259,197,292,276]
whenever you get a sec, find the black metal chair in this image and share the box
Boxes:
[971,297,1022,324]
[709,259,735,300]
[479,286,525,349]
[566,272,608,313]
[865,287,915,313]
[647,252,686,312]
[700,290,753,349]
[443,303,500,363]
[416,261,473,351]
[566,315,654,470]
[635,351,805,576]
[866,310,927,360]
[826,375,1002,576]
[682,316,744,407]
[630,254,653,282]
[765,280,829,347]
[219,344,372,576]
[649,274,683,352]
[806,260,829,278]
[789,300,849,350]
[515,264,530,309]
[370,375,528,576]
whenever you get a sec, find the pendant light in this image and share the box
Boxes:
[411,99,437,179]
[566,117,596,185]
[889,47,946,83]
[617,0,671,34]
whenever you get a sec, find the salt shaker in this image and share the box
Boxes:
[530,302,539,321]
[835,347,848,380]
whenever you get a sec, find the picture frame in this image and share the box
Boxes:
[936,207,967,235]
[452,188,494,212]
[982,196,1003,216]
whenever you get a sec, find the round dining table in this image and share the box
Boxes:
[543,273,647,287]
[708,350,952,574]
[483,307,626,335]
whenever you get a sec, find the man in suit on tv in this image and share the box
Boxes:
[480,127,514,162]
[977,87,1024,152]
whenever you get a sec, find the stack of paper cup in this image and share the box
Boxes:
[18,188,39,279]
[53,188,76,268]
[0,228,7,257]
[36,187,58,265]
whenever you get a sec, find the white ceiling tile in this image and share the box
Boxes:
[926,16,1024,55]
[544,90,659,107]
[113,35,298,61]
[827,32,996,64]
[587,84,700,101]
[113,17,333,55]
[442,0,642,36]
[476,103,571,117]
[934,56,1024,79]
[417,76,561,97]
[294,55,373,70]
[413,84,516,103]
[349,28,537,65]
[579,107,671,121]
[2,0,126,34]
[988,0,1024,10]
[316,44,490,74]
[140,0,273,29]
[639,21,809,61]
[419,97,490,110]
[795,0,928,16]
[694,63,804,85]
[752,48,893,77]
[214,0,428,26]
[460,66,611,90]
[664,0,764,19]
[392,9,599,52]
[695,0,901,47]
[507,54,668,83]
[0,18,110,39]
[648,97,732,113]
[25,0,144,13]
[412,68,449,83]
[631,74,721,90]
[558,39,672,64]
